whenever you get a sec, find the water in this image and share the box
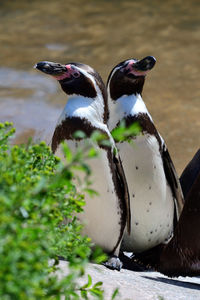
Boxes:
[0,0,200,174]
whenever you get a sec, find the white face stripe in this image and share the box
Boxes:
[107,59,137,88]
[73,65,105,104]
[73,65,98,89]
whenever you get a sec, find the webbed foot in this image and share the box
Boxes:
[103,255,123,271]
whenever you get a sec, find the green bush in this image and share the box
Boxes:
[0,122,106,299]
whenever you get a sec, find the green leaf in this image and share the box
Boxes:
[88,147,98,158]
[111,288,119,299]
[61,142,73,162]
[81,290,88,299]
[73,130,86,139]
[87,274,92,288]
[93,281,103,288]
[81,274,92,289]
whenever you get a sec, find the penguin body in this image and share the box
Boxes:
[158,149,200,277]
[107,57,183,253]
[134,150,200,277]
[36,61,130,269]
[119,131,175,252]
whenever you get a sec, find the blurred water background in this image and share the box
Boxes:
[0,0,199,174]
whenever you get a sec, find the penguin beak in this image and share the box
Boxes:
[133,56,156,72]
[34,61,66,76]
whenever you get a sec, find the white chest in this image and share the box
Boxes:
[55,138,123,254]
[119,134,175,252]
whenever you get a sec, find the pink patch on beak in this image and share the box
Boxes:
[54,64,80,80]
[124,61,148,76]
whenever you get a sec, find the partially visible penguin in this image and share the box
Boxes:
[135,149,200,277]
[106,56,184,256]
[35,61,130,270]
[157,149,200,277]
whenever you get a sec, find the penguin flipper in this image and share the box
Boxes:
[103,255,123,271]
[113,152,131,235]
[180,148,200,198]
[162,147,184,218]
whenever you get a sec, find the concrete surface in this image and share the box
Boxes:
[57,260,200,300]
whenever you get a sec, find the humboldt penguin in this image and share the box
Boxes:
[106,56,184,256]
[35,61,130,270]
[134,149,200,277]
[158,149,200,277]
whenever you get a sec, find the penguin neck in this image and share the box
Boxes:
[108,92,152,130]
[57,93,106,129]
[52,92,113,153]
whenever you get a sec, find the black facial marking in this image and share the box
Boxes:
[135,222,139,225]
[107,59,145,100]
[132,194,135,198]
[60,72,97,98]
[136,166,139,170]
[149,186,151,190]
[149,202,152,205]
[109,71,145,100]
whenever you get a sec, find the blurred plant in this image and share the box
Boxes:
[111,120,141,143]
[0,122,106,299]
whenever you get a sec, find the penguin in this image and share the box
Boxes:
[134,149,200,277]
[157,149,200,277]
[106,56,184,256]
[35,61,130,270]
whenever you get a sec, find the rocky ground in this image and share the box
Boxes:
[58,260,200,300]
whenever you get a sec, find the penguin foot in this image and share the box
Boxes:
[119,252,150,272]
[103,256,123,271]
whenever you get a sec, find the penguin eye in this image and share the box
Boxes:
[73,72,80,78]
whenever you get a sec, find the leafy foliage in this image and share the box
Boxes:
[0,122,105,299]
[111,120,141,142]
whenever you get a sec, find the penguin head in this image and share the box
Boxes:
[35,61,106,100]
[107,56,156,100]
